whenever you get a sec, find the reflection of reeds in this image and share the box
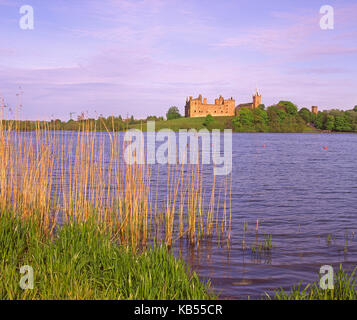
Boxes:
[0,102,231,249]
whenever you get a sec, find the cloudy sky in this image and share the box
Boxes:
[0,0,356,120]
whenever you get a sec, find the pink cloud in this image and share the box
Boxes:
[215,3,357,60]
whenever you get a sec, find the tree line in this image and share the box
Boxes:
[231,102,357,133]
[2,103,357,132]
[1,114,164,131]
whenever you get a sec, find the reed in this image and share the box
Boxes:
[0,98,231,250]
[250,234,272,256]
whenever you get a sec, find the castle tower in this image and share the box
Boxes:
[312,106,318,115]
[252,89,261,109]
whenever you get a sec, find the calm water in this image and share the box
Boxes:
[16,131,357,299]
[177,133,357,299]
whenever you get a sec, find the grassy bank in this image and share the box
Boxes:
[130,116,318,133]
[0,116,318,133]
[130,116,233,131]
[268,267,357,300]
[0,106,231,300]
[0,213,216,300]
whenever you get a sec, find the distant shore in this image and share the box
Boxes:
[2,117,356,134]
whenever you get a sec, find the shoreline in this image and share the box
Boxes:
[2,128,356,134]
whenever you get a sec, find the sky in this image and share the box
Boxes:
[0,0,356,120]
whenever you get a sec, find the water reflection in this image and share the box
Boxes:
[10,131,357,299]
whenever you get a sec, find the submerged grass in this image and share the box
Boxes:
[268,267,357,300]
[250,234,273,256]
[0,213,216,300]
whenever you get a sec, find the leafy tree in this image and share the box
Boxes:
[295,116,307,132]
[280,116,304,133]
[267,106,282,132]
[276,108,287,121]
[354,106,357,112]
[314,112,325,130]
[298,108,311,123]
[203,114,214,127]
[232,116,239,129]
[267,105,287,122]
[253,108,268,132]
[329,109,345,118]
[238,108,254,127]
[166,106,181,120]
[325,115,335,131]
[258,104,266,110]
[232,108,255,131]
[278,101,298,116]
[335,115,352,132]
[310,112,317,123]
[147,115,161,121]
[266,105,306,132]
[346,110,357,131]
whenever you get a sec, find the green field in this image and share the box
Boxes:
[129,116,319,133]
[129,116,232,131]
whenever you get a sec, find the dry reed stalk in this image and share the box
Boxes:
[0,98,232,249]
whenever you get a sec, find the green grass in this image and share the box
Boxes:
[129,116,233,132]
[0,213,216,300]
[250,234,273,256]
[302,126,321,133]
[268,267,357,300]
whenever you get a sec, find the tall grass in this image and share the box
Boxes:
[0,99,231,249]
[0,213,215,300]
[268,266,357,300]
